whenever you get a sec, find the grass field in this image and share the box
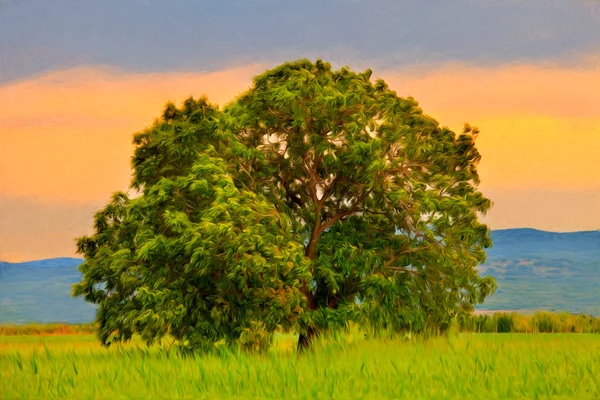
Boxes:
[1,331,599,399]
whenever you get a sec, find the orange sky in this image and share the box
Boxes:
[1,62,599,262]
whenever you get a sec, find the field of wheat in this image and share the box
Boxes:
[2,327,599,399]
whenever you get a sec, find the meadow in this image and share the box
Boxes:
[2,318,600,399]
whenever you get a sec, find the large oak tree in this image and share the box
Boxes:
[74,59,496,352]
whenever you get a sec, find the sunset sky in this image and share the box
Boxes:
[1,0,599,262]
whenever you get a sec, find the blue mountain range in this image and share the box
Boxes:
[0,257,95,324]
[1,229,598,323]
[479,229,599,315]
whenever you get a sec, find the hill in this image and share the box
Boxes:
[1,229,598,323]
[478,228,600,315]
[0,257,95,324]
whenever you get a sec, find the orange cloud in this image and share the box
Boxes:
[0,64,266,203]
[2,62,598,205]
[380,63,599,119]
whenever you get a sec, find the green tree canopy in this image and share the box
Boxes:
[74,59,496,352]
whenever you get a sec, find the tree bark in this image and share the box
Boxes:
[297,325,318,352]
[298,218,321,351]
[305,236,318,260]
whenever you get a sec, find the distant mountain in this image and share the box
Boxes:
[486,228,599,260]
[1,229,599,323]
[476,228,600,315]
[0,257,94,324]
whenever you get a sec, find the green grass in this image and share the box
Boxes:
[1,332,599,399]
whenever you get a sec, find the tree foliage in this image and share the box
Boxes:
[74,60,496,352]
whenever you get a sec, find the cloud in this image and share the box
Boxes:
[1,0,600,82]
[2,61,599,201]
[0,64,265,203]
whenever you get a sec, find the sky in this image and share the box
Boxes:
[1,0,599,262]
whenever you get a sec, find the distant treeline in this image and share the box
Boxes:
[0,322,97,336]
[457,312,600,334]
[1,312,599,336]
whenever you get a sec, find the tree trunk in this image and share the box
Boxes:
[305,236,318,259]
[297,230,320,351]
[297,325,318,352]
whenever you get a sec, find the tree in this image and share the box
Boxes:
[74,60,496,353]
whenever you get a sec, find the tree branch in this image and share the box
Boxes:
[238,162,255,188]
[384,245,430,270]
[317,188,369,234]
